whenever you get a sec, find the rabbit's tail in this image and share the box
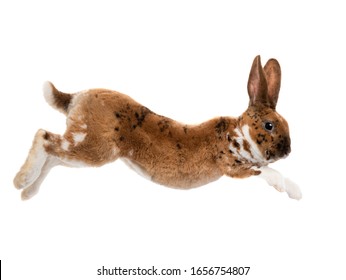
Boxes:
[43,81,74,115]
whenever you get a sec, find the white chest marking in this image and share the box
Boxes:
[229,125,265,163]
[241,125,265,162]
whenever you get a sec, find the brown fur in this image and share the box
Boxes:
[14,55,300,200]
[43,90,245,188]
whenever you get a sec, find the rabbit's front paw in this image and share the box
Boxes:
[284,178,302,200]
[257,166,286,192]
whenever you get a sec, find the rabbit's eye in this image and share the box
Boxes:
[264,122,274,131]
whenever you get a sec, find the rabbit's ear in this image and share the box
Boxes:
[263,59,281,109]
[247,55,270,108]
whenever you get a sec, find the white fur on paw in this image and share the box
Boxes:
[284,178,302,200]
[21,186,39,201]
[14,129,48,190]
[258,166,286,192]
[271,180,285,193]
[14,169,40,190]
[14,171,27,189]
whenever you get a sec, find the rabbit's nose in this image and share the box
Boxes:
[277,136,291,157]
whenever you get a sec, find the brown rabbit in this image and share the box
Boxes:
[14,55,301,200]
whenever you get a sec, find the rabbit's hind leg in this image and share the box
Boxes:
[14,129,49,190]
[20,156,60,200]
[14,121,120,199]
[14,129,63,200]
[14,129,86,200]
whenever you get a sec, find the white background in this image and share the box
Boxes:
[1,1,345,279]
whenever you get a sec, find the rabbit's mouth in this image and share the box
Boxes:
[277,136,291,157]
[265,150,275,162]
[265,139,291,161]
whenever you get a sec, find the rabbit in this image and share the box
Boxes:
[13,55,302,200]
